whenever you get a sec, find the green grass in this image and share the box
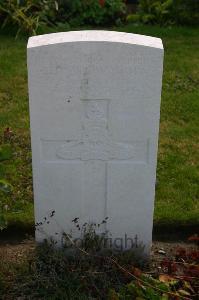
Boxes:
[0,25,198,229]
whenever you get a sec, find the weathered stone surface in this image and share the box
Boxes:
[27,31,163,252]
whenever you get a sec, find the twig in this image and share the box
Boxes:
[64,233,193,300]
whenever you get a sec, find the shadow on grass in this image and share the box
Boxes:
[0,221,198,244]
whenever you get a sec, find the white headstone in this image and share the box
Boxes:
[27,31,163,253]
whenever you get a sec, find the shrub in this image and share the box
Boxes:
[173,0,199,25]
[127,0,199,26]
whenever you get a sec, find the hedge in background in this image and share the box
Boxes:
[0,0,126,36]
[58,0,126,26]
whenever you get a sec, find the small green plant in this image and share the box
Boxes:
[0,146,12,192]
[69,217,109,253]
[108,276,170,300]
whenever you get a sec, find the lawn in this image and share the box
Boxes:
[0,25,198,230]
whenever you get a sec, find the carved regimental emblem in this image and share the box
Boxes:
[56,99,135,161]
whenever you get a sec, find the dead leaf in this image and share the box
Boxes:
[108,289,119,300]
[159,274,176,283]
[188,234,199,242]
[132,267,142,277]
[183,281,195,294]
[178,289,191,296]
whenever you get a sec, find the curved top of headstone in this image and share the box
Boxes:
[28,30,163,50]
